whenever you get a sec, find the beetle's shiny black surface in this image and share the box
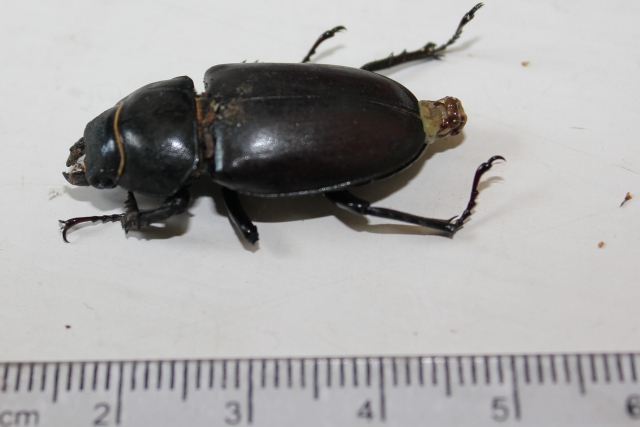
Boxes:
[60,3,503,244]
[204,63,426,196]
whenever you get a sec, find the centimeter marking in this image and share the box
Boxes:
[0,353,638,426]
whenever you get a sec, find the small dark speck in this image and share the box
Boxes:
[65,325,71,329]
[521,61,530,67]
[620,192,632,207]
[598,242,604,249]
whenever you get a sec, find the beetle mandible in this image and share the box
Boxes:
[60,3,503,244]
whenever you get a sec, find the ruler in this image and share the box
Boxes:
[0,353,638,426]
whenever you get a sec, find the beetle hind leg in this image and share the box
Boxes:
[325,155,503,235]
[360,3,483,72]
[325,190,459,234]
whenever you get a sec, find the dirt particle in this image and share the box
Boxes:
[620,192,632,207]
[235,83,253,96]
[65,325,71,329]
[222,99,246,126]
[598,241,604,248]
[521,61,530,67]
[48,188,65,200]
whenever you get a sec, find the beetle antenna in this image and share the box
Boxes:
[59,214,124,243]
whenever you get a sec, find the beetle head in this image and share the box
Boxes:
[419,97,467,144]
[63,106,121,189]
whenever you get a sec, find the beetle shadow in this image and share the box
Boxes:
[64,185,130,211]
[308,45,345,64]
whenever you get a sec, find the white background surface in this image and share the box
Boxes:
[0,0,638,362]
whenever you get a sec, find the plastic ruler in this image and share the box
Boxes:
[0,353,639,426]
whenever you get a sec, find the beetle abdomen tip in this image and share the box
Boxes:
[419,97,467,144]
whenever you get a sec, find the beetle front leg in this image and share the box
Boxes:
[59,188,190,242]
[325,156,503,235]
[123,187,190,233]
[221,187,259,244]
[360,3,483,72]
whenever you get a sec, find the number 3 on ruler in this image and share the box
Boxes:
[224,401,241,425]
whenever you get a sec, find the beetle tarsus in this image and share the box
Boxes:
[360,3,483,72]
[446,155,505,231]
[59,214,124,243]
[301,26,346,63]
[221,187,259,244]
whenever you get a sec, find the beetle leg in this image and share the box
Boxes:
[301,26,346,63]
[360,3,483,72]
[122,188,190,233]
[325,190,458,234]
[325,155,503,235]
[221,187,259,244]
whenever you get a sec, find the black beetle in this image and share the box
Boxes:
[60,3,503,244]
